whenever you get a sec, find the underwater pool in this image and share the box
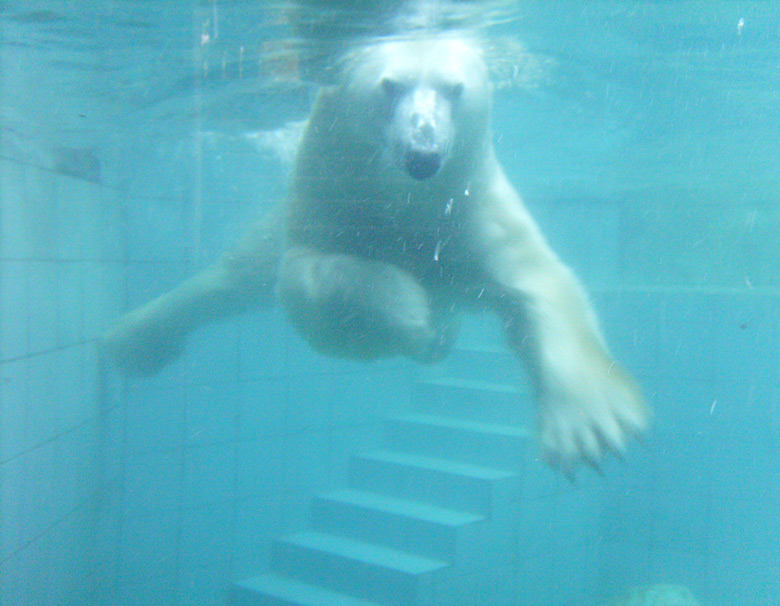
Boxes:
[1,2,779,605]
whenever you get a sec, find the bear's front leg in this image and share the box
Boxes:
[502,288,649,476]
[102,218,281,375]
[278,246,450,363]
[476,169,650,475]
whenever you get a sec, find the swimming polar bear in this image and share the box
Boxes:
[103,36,649,474]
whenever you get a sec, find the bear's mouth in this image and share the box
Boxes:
[404,150,442,181]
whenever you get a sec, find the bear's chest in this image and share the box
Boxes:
[292,197,479,278]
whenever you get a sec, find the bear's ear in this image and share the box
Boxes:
[442,81,464,100]
[381,77,407,100]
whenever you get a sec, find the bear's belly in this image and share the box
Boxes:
[288,202,495,302]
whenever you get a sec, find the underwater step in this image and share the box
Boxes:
[231,573,382,606]
[271,531,449,606]
[383,413,531,472]
[412,377,533,425]
[311,488,484,562]
[349,450,517,516]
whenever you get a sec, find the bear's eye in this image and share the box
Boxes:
[444,82,464,100]
[381,77,405,99]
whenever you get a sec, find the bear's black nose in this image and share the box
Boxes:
[405,150,441,180]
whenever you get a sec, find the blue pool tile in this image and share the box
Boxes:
[238,312,290,381]
[285,374,334,433]
[125,387,185,454]
[119,508,180,585]
[182,443,236,506]
[595,290,661,378]
[177,561,232,606]
[283,428,332,495]
[186,320,241,385]
[710,293,780,386]
[180,502,234,567]
[185,382,241,446]
[656,293,715,381]
[237,378,287,441]
[123,450,183,512]
[235,437,287,499]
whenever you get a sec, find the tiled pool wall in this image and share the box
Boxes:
[3,56,779,606]
[0,155,125,603]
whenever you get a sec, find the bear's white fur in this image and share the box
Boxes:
[103,37,649,474]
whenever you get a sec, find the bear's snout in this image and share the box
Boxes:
[386,84,453,180]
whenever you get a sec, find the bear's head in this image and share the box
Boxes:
[343,37,492,181]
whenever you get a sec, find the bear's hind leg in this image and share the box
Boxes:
[278,247,450,363]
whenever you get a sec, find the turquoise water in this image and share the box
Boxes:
[1,2,779,606]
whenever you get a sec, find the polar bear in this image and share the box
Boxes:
[103,36,649,474]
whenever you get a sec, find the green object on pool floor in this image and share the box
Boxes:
[600,584,701,606]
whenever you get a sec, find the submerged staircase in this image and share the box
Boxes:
[232,329,534,606]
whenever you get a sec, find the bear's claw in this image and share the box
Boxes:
[538,371,650,476]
